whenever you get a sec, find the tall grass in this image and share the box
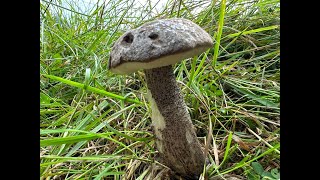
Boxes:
[40,0,280,179]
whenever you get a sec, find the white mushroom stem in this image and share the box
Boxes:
[144,65,205,179]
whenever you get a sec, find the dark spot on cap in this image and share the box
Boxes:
[123,33,134,44]
[148,32,159,40]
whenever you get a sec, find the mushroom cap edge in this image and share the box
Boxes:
[108,18,213,74]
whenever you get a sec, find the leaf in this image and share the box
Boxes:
[271,169,280,179]
[40,93,51,104]
[247,170,260,180]
[214,90,223,96]
[261,171,275,179]
[252,162,264,175]
[53,53,62,59]
[51,53,62,67]
[219,143,280,175]
[219,108,227,114]
[255,64,261,72]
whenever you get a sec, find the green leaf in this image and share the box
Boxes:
[271,169,280,179]
[247,169,260,180]
[214,90,223,96]
[53,53,62,59]
[252,162,264,175]
[40,93,51,104]
[261,171,275,179]
[219,108,227,114]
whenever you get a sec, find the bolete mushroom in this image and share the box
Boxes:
[108,18,213,179]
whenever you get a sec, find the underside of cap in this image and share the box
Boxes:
[108,18,213,74]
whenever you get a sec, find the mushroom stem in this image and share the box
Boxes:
[145,65,205,179]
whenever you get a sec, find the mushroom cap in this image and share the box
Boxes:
[108,18,213,74]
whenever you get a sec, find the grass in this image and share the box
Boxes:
[40,0,280,179]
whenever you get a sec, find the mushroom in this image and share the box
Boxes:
[108,18,213,179]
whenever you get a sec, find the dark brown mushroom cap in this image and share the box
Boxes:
[108,18,213,74]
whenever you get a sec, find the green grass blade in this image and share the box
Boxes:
[42,74,142,104]
[93,159,121,180]
[222,131,233,163]
[220,143,280,175]
[41,129,98,135]
[40,155,122,161]
[225,81,279,109]
[104,122,153,142]
[40,132,113,147]
[212,0,226,67]
[226,25,279,38]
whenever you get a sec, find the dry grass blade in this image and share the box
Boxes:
[247,128,280,154]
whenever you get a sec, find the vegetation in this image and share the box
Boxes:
[40,0,280,179]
